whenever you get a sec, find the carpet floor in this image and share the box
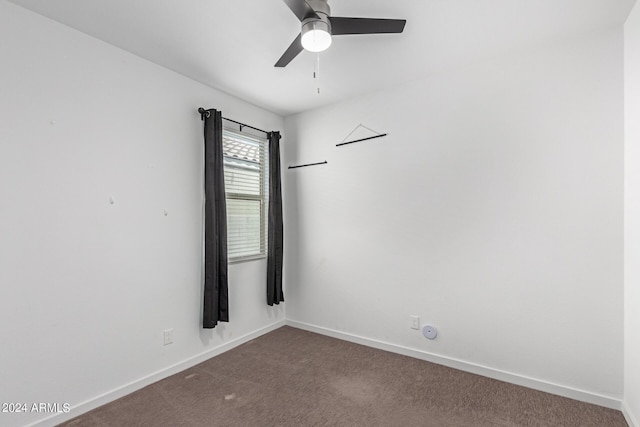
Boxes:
[60,326,627,427]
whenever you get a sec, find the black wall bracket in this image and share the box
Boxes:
[288,161,328,169]
[336,133,388,147]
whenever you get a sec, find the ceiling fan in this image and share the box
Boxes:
[275,0,406,67]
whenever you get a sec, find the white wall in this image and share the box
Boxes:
[625,2,640,425]
[284,28,624,406]
[0,2,284,426]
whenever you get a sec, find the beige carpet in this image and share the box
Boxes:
[60,326,627,426]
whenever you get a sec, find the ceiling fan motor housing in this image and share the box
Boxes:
[302,0,331,35]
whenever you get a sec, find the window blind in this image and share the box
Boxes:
[222,128,268,261]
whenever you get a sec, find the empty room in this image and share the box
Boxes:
[1,0,639,426]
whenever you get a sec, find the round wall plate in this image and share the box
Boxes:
[422,325,437,340]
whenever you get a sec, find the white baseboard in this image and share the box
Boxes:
[623,400,639,427]
[29,320,286,427]
[286,319,622,411]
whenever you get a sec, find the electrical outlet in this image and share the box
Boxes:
[410,315,420,330]
[163,328,174,345]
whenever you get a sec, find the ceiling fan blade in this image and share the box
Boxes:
[283,0,319,22]
[329,17,406,35]
[275,33,303,67]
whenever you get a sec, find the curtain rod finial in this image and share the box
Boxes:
[198,108,210,120]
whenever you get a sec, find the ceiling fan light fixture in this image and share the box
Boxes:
[301,20,332,52]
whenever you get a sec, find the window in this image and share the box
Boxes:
[222,128,268,262]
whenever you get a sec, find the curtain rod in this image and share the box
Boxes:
[198,108,269,135]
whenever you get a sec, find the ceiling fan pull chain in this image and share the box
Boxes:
[315,52,321,94]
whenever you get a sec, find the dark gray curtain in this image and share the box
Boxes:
[267,131,284,305]
[202,109,229,328]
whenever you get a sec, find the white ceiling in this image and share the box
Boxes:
[7,0,636,116]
